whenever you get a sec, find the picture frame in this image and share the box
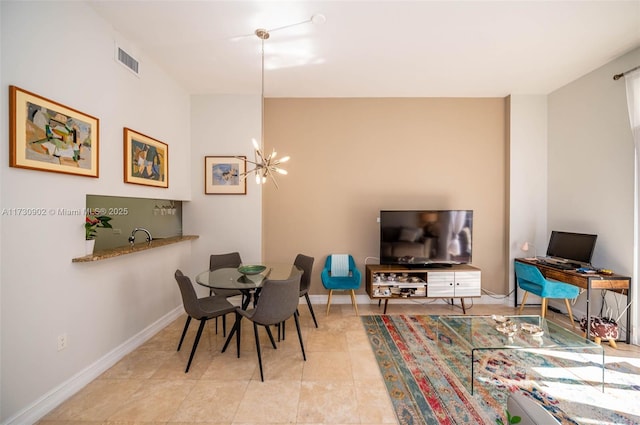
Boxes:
[204,156,246,195]
[9,85,99,177]
[123,127,169,188]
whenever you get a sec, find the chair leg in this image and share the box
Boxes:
[518,291,529,315]
[282,318,286,341]
[305,293,318,328]
[236,313,242,357]
[265,325,277,349]
[326,290,333,315]
[185,319,207,373]
[222,314,227,337]
[541,298,548,318]
[294,311,306,361]
[564,298,577,330]
[222,312,241,358]
[177,316,191,351]
[276,320,286,342]
[350,289,359,316]
[254,323,264,381]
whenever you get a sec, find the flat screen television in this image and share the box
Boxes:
[545,231,597,265]
[379,210,473,267]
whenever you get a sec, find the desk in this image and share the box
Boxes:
[195,263,301,308]
[514,258,632,343]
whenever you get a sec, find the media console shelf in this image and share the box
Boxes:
[365,264,481,314]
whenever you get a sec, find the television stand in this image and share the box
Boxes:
[365,264,481,314]
[423,262,453,268]
[401,262,457,269]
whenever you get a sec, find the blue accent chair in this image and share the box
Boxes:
[515,262,580,329]
[321,254,361,316]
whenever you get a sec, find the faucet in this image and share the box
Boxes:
[128,228,153,245]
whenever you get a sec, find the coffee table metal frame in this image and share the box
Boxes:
[436,315,605,394]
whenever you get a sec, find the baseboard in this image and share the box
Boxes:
[3,306,184,425]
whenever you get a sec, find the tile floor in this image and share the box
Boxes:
[38,300,639,424]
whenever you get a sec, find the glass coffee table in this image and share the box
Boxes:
[437,315,604,394]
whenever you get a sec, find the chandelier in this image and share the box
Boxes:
[239,28,290,188]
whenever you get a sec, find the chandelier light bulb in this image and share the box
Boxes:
[279,156,290,163]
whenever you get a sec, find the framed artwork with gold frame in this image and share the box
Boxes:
[123,127,168,188]
[9,85,99,177]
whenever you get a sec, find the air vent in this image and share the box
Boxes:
[115,44,140,76]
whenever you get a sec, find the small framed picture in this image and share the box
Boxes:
[123,127,168,188]
[205,156,246,194]
[9,85,99,177]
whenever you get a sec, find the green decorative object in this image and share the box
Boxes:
[85,215,112,240]
[496,411,521,425]
[238,265,266,275]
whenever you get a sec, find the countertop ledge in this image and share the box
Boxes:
[73,235,199,262]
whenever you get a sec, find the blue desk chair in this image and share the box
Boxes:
[515,262,579,329]
[321,254,361,316]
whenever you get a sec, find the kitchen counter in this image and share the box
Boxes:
[72,235,199,262]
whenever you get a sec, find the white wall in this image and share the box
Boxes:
[547,48,640,330]
[1,2,192,422]
[508,95,548,305]
[184,95,262,290]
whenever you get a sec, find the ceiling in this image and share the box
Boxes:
[88,1,640,97]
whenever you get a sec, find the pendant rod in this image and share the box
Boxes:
[261,36,265,150]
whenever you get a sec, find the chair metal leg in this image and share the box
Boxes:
[177,316,191,351]
[254,323,264,381]
[564,298,577,329]
[265,325,277,349]
[222,312,241,358]
[185,319,207,373]
[222,314,227,337]
[236,313,242,357]
[304,293,318,327]
[350,289,359,316]
[279,318,287,341]
[326,290,333,315]
[518,291,529,315]
[541,298,548,318]
[294,311,306,361]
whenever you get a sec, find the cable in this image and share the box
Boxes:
[481,288,515,299]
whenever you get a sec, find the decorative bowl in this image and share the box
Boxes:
[237,265,267,275]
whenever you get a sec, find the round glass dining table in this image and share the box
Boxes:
[195,263,302,308]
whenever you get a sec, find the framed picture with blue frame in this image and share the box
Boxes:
[123,127,168,188]
[204,155,246,194]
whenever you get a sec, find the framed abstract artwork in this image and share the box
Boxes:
[9,85,99,177]
[204,156,246,194]
[123,127,168,188]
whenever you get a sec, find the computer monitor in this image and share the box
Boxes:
[546,231,597,265]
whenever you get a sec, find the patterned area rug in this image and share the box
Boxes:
[361,315,640,425]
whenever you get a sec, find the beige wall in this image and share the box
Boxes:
[262,98,508,298]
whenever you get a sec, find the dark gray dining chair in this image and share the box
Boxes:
[294,253,317,328]
[224,273,306,381]
[209,252,243,335]
[174,269,238,373]
[279,254,317,341]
